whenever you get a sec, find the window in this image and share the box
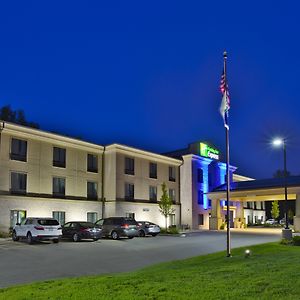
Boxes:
[197,168,203,183]
[254,202,257,210]
[208,199,212,207]
[87,212,98,223]
[87,154,98,173]
[53,177,65,197]
[10,210,26,228]
[169,166,176,182]
[125,157,134,175]
[149,186,157,202]
[208,173,212,187]
[11,172,27,194]
[87,182,98,200]
[52,211,65,225]
[198,191,203,205]
[169,188,176,203]
[10,138,27,162]
[53,147,66,168]
[198,214,204,225]
[126,213,135,219]
[125,183,134,200]
[149,163,157,179]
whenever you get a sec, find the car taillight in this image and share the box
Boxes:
[57,227,62,230]
[34,226,44,230]
[121,224,129,229]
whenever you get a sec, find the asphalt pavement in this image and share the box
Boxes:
[0,229,281,288]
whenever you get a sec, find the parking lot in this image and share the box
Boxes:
[0,229,281,288]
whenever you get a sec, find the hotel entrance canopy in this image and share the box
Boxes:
[208,176,300,202]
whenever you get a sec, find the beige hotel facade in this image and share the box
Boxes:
[0,121,265,232]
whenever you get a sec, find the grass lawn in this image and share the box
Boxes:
[1,243,300,300]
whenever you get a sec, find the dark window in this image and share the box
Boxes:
[208,173,212,187]
[87,212,98,223]
[169,166,176,182]
[53,177,65,197]
[125,183,134,200]
[11,172,27,194]
[169,188,176,203]
[125,157,134,175]
[208,199,212,207]
[10,210,26,228]
[10,138,27,162]
[125,213,135,219]
[149,186,157,201]
[198,214,204,225]
[53,147,66,168]
[149,163,157,179]
[52,211,65,225]
[197,169,203,183]
[198,191,204,205]
[254,202,257,210]
[87,154,98,173]
[87,182,98,200]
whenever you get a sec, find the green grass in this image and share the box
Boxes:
[1,243,300,300]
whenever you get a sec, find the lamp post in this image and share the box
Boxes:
[273,138,290,232]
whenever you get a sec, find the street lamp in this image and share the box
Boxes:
[272,138,289,230]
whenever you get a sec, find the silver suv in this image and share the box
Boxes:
[12,217,62,244]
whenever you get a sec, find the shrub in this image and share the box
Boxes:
[280,238,293,245]
[0,231,10,238]
[292,236,300,246]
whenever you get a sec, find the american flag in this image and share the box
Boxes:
[219,67,230,129]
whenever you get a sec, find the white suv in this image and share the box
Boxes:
[12,217,62,244]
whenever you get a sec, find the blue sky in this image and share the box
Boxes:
[1,1,300,179]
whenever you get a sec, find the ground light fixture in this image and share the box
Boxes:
[244,249,251,258]
[272,137,293,240]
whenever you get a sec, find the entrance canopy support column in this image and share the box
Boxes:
[294,194,300,231]
[209,198,222,230]
[234,201,245,228]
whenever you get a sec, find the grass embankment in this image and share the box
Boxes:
[1,243,300,300]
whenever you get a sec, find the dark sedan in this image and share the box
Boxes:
[62,221,102,242]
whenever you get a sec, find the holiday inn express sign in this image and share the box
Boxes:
[200,143,220,160]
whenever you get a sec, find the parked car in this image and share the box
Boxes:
[265,219,277,225]
[279,218,286,225]
[137,221,160,237]
[12,217,62,244]
[95,217,138,240]
[62,221,102,242]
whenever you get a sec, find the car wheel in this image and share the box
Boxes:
[27,232,33,245]
[93,238,99,241]
[111,231,119,240]
[53,239,59,243]
[72,233,80,242]
[151,233,158,237]
[138,230,145,237]
[12,230,19,241]
[128,236,134,239]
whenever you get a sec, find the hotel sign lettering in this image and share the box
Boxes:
[200,143,219,160]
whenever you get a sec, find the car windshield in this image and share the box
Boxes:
[78,222,95,228]
[38,219,59,226]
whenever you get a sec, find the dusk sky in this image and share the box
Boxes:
[1,1,300,179]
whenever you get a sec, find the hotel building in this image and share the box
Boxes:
[0,121,265,232]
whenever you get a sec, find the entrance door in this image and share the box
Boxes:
[230,210,234,228]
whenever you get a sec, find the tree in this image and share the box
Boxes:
[158,182,175,230]
[271,200,280,220]
[288,209,294,222]
[273,169,291,178]
[0,105,39,128]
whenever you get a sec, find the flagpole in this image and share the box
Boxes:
[223,50,231,257]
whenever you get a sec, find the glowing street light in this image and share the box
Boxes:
[272,138,289,231]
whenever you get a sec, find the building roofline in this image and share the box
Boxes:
[1,121,104,151]
[105,143,182,165]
